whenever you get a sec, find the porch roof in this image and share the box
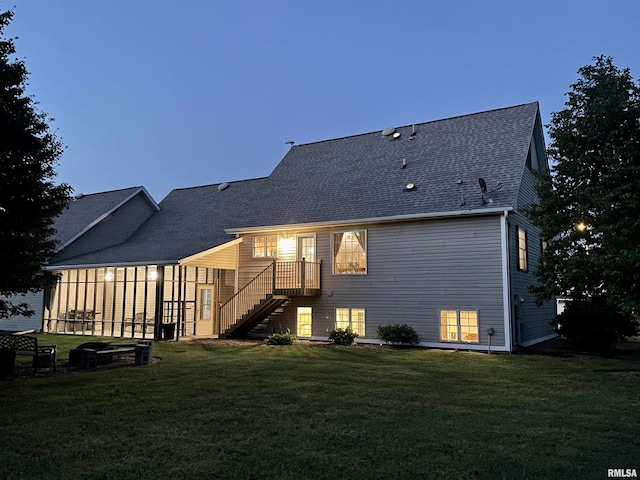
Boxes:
[179,238,242,269]
[46,178,266,269]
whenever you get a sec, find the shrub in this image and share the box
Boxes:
[376,324,420,345]
[265,328,297,345]
[328,327,358,345]
[552,297,639,351]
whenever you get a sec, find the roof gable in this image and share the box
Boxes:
[226,102,540,230]
[53,186,158,250]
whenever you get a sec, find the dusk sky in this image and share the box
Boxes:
[7,1,640,201]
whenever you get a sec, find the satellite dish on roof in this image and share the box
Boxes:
[218,182,229,192]
[382,127,396,136]
[478,178,487,194]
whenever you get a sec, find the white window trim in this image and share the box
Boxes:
[517,227,528,272]
[252,235,277,259]
[335,307,366,336]
[296,306,312,338]
[439,309,480,344]
[330,229,368,275]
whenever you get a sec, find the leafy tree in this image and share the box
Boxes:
[0,10,71,318]
[528,56,640,342]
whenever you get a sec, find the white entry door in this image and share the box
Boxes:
[196,285,215,336]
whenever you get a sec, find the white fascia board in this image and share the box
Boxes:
[55,187,160,252]
[225,207,514,234]
[44,260,179,271]
[178,237,243,264]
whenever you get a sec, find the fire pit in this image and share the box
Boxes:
[68,342,115,367]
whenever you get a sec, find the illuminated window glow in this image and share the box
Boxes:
[517,227,528,271]
[440,310,479,343]
[335,308,365,336]
[333,230,366,274]
[253,236,277,258]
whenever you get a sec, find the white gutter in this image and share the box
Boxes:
[44,260,179,271]
[225,206,514,234]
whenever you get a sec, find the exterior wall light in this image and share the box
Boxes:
[279,237,295,255]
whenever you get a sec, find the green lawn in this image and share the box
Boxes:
[1,335,639,480]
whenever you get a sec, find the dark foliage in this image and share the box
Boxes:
[553,297,639,351]
[376,324,420,345]
[265,329,297,345]
[528,56,640,344]
[327,327,358,346]
[0,10,71,318]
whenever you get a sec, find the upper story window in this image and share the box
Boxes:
[332,230,367,274]
[517,227,528,271]
[253,235,277,258]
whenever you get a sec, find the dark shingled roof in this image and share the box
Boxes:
[49,178,267,267]
[226,102,540,229]
[53,187,145,249]
[49,102,541,267]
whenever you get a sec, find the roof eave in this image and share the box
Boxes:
[44,260,179,271]
[225,207,514,234]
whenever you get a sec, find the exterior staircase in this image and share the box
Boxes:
[218,259,321,339]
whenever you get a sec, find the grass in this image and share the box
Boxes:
[1,335,639,480]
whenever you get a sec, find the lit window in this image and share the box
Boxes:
[332,231,366,274]
[253,236,277,258]
[297,307,312,337]
[335,308,365,336]
[517,227,528,271]
[440,310,479,343]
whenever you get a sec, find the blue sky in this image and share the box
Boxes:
[6,0,640,201]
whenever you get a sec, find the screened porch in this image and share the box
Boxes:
[43,265,236,340]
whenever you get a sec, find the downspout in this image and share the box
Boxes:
[500,211,513,352]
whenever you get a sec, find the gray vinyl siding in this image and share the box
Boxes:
[54,192,156,262]
[0,291,44,332]
[510,166,556,345]
[508,212,555,345]
[237,215,507,347]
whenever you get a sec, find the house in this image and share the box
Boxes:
[38,102,555,351]
[0,186,158,332]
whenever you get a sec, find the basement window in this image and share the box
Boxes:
[440,310,479,343]
[336,308,365,336]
